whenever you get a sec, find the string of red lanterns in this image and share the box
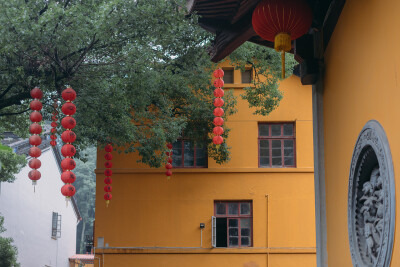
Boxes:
[212,69,225,149]
[165,143,173,179]
[104,143,113,207]
[60,87,77,202]
[50,98,58,147]
[28,87,43,187]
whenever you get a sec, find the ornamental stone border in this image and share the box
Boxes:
[348,120,395,267]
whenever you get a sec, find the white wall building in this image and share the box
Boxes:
[0,139,81,267]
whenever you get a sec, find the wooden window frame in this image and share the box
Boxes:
[258,122,296,168]
[172,139,207,168]
[214,201,253,248]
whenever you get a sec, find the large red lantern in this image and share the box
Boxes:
[252,0,312,78]
[212,69,225,149]
[29,87,43,186]
[104,143,113,206]
[60,87,77,200]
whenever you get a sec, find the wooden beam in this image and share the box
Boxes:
[322,0,346,50]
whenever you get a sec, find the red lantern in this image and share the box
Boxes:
[30,87,43,99]
[50,140,57,146]
[29,135,42,146]
[30,100,42,111]
[61,171,76,184]
[105,153,113,160]
[214,79,224,88]
[104,169,112,176]
[167,143,173,149]
[214,98,224,107]
[213,117,224,126]
[105,144,113,152]
[165,163,172,169]
[50,134,57,140]
[61,144,76,157]
[29,158,41,169]
[52,115,58,120]
[61,130,76,143]
[61,87,77,101]
[28,169,41,181]
[166,170,172,177]
[252,0,312,78]
[167,157,173,163]
[61,184,76,197]
[165,151,171,156]
[61,117,76,130]
[61,158,76,171]
[61,102,76,116]
[213,68,224,78]
[213,108,224,117]
[51,121,58,127]
[213,135,224,145]
[104,185,112,192]
[51,128,57,134]
[105,161,112,168]
[214,88,224,98]
[29,147,41,158]
[29,123,42,134]
[104,193,112,200]
[213,126,224,136]
[104,177,113,184]
[29,111,42,122]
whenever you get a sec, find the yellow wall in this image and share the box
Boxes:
[94,63,315,267]
[323,0,400,265]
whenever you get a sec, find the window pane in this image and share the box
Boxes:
[223,69,234,83]
[195,145,207,167]
[229,219,238,227]
[260,140,269,148]
[284,148,294,156]
[216,203,226,215]
[272,157,282,166]
[228,203,239,215]
[260,157,269,167]
[272,148,281,157]
[284,140,294,149]
[229,237,238,246]
[229,228,238,237]
[241,218,251,228]
[283,124,294,136]
[259,124,269,136]
[272,140,281,148]
[241,237,250,246]
[172,142,182,167]
[284,157,294,166]
[240,203,251,215]
[260,148,269,157]
[241,228,251,236]
[241,70,252,83]
[271,124,281,136]
[183,141,194,167]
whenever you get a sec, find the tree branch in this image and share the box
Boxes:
[0,108,30,117]
[0,84,15,100]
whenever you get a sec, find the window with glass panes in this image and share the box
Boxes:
[214,201,252,247]
[258,123,296,167]
[172,140,207,168]
[222,68,234,83]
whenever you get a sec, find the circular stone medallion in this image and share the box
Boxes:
[348,120,395,267]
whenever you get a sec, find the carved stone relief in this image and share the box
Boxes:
[348,120,395,267]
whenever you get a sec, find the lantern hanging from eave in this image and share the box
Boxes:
[60,87,77,202]
[50,99,59,147]
[28,87,43,188]
[104,143,113,207]
[252,0,312,78]
[165,143,173,180]
[212,68,225,149]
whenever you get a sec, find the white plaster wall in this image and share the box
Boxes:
[0,147,78,267]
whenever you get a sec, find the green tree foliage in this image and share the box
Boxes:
[0,215,19,267]
[73,147,96,253]
[0,145,26,183]
[0,0,293,167]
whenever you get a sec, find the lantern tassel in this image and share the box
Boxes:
[106,200,109,207]
[281,51,285,79]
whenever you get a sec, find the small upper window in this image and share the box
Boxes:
[258,123,296,168]
[222,68,234,83]
[172,140,207,168]
[241,69,252,83]
[51,212,61,239]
